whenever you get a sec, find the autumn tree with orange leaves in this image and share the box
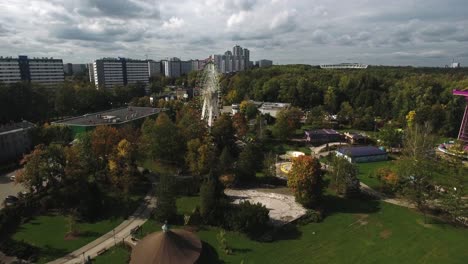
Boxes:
[287,155,323,208]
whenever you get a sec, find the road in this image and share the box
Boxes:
[0,170,25,208]
[48,177,157,264]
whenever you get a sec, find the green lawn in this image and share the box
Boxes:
[13,215,123,264]
[356,160,396,189]
[126,195,468,264]
[93,245,130,264]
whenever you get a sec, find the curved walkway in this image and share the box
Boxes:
[48,176,157,264]
[310,142,347,156]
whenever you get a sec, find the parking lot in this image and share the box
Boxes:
[0,170,25,208]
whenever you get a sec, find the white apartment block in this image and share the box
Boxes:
[93,59,124,90]
[0,56,64,87]
[0,58,21,84]
[126,61,149,85]
[28,59,64,86]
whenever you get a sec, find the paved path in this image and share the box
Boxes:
[48,177,157,264]
[359,182,415,208]
[0,169,25,209]
[310,142,347,156]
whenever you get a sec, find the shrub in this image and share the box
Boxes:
[298,209,323,225]
[227,201,270,238]
[0,239,39,262]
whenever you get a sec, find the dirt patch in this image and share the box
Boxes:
[380,229,392,239]
[349,214,369,227]
[64,233,79,240]
[417,219,434,229]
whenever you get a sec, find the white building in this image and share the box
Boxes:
[126,60,149,85]
[0,57,21,84]
[28,58,64,86]
[320,63,368,69]
[148,60,162,77]
[0,56,64,87]
[93,59,125,90]
[213,45,250,74]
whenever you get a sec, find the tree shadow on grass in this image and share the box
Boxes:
[78,231,101,238]
[322,193,381,217]
[270,223,302,241]
[40,245,70,262]
[196,241,225,264]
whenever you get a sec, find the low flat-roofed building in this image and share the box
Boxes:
[344,132,367,144]
[0,121,34,163]
[53,107,163,137]
[305,129,342,144]
[336,146,388,163]
[258,102,291,118]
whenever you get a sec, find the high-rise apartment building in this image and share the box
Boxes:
[257,59,273,68]
[64,63,87,75]
[0,55,64,87]
[163,57,182,78]
[0,57,21,84]
[213,45,250,73]
[125,60,149,85]
[92,58,150,90]
[148,60,162,77]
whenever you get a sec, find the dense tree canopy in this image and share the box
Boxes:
[220,65,468,136]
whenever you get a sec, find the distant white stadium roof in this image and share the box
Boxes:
[320,63,368,69]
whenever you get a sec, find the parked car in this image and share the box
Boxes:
[4,195,19,207]
[9,175,16,181]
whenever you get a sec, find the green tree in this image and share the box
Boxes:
[236,143,261,183]
[272,107,302,141]
[287,155,323,208]
[262,151,276,178]
[154,174,177,222]
[396,123,437,221]
[328,156,360,197]
[200,171,225,224]
[141,112,185,164]
[218,146,234,174]
[211,114,236,153]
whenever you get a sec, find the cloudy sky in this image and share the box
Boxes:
[1,0,467,66]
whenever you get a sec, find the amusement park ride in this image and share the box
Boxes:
[199,60,221,127]
[453,90,468,149]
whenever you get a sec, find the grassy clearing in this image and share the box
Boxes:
[93,245,130,264]
[356,160,396,189]
[12,215,123,264]
[134,195,468,264]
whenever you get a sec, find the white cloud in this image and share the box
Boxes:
[162,17,185,30]
[0,0,467,65]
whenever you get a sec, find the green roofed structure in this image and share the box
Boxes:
[53,106,163,137]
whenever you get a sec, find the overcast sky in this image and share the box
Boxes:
[1,0,467,66]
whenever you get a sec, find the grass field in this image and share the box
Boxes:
[356,160,396,189]
[96,192,468,264]
[12,215,123,263]
[93,245,130,264]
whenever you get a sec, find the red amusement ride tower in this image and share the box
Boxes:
[453,90,468,148]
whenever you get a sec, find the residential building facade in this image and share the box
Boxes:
[0,55,64,87]
[213,45,250,74]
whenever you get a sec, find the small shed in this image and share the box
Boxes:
[336,146,388,163]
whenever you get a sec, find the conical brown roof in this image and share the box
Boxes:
[130,229,202,264]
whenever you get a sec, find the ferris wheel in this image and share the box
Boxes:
[200,60,221,127]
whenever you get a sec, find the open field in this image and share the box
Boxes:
[99,192,468,264]
[12,215,123,263]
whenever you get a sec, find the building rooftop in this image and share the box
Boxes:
[337,146,386,157]
[305,129,341,135]
[53,107,162,127]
